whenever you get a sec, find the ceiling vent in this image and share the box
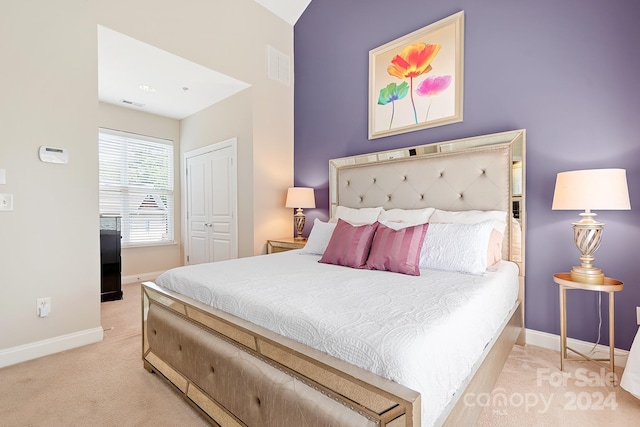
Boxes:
[121,99,145,108]
[267,46,290,86]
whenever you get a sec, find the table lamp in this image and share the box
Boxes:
[285,187,315,240]
[552,168,630,284]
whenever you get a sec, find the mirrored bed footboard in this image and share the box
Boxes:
[142,282,421,427]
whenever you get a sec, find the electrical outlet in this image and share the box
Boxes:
[637,307,640,326]
[37,297,51,318]
[0,194,13,211]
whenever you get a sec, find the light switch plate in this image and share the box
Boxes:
[0,194,13,211]
[637,307,640,326]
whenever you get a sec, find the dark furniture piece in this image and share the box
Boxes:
[100,215,122,302]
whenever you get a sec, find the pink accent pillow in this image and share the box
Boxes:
[366,222,429,276]
[319,219,379,268]
[487,228,504,266]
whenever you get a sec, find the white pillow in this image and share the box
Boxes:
[419,221,495,275]
[299,218,337,255]
[378,207,435,224]
[429,209,507,233]
[429,209,508,265]
[334,206,383,224]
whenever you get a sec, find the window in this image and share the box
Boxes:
[98,129,174,246]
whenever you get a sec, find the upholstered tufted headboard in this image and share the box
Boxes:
[334,145,510,212]
[329,129,525,269]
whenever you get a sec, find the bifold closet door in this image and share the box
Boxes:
[185,139,237,265]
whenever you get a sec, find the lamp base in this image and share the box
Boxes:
[570,213,605,285]
[293,209,306,240]
[570,266,604,285]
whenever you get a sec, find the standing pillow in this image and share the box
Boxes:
[333,206,383,224]
[419,221,495,275]
[299,218,337,255]
[378,207,435,224]
[429,209,507,225]
[319,219,379,268]
[366,222,429,276]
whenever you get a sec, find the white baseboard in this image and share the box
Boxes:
[1,270,165,369]
[0,327,104,368]
[121,270,165,285]
[526,328,628,368]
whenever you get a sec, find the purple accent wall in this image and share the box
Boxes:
[294,0,640,349]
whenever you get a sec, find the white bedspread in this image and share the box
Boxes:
[155,251,520,426]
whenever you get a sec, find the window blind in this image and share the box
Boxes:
[98,129,174,246]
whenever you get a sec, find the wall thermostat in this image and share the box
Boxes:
[39,146,69,164]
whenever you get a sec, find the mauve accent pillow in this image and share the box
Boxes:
[319,219,378,268]
[366,222,429,276]
[487,228,504,266]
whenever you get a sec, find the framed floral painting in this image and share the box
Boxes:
[368,11,464,139]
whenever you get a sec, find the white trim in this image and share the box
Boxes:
[526,328,629,368]
[0,327,104,368]
[121,270,166,285]
[99,127,172,145]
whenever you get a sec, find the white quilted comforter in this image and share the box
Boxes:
[155,250,519,426]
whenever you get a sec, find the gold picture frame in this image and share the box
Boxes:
[368,11,464,139]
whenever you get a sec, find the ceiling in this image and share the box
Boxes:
[97,26,251,120]
[255,0,312,26]
[97,1,312,120]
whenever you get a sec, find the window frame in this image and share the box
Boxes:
[98,128,175,247]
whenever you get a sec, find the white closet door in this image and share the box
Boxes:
[209,148,234,262]
[185,138,237,265]
[186,154,210,265]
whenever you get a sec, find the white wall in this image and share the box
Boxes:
[98,0,295,256]
[0,1,102,364]
[181,90,256,257]
[0,0,294,366]
[180,86,294,257]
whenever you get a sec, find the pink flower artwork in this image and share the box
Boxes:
[416,75,452,121]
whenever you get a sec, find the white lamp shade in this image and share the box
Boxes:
[285,187,316,209]
[552,169,631,211]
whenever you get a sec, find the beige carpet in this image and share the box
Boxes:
[1,281,639,426]
[477,344,640,426]
[0,282,209,427]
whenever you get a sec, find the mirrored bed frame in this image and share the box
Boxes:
[142,129,526,426]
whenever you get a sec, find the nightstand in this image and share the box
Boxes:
[267,237,307,254]
[554,272,623,374]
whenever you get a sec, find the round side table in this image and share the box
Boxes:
[554,273,623,374]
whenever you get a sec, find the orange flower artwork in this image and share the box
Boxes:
[387,43,441,80]
[368,11,464,139]
[387,43,441,124]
